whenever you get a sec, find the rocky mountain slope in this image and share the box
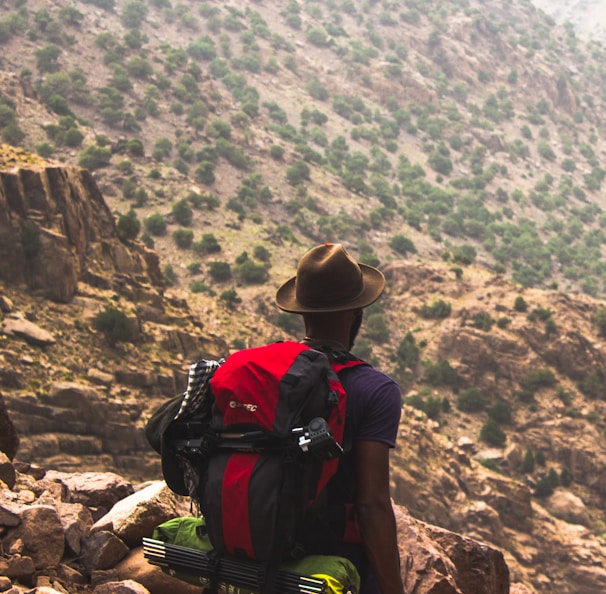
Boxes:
[2,0,606,326]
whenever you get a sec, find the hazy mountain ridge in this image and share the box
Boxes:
[531,0,606,42]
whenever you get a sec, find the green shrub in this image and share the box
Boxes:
[488,400,512,424]
[286,160,311,186]
[116,210,140,242]
[121,0,148,28]
[270,145,285,160]
[419,300,451,319]
[365,312,390,343]
[193,233,221,255]
[534,469,559,498]
[594,308,606,338]
[253,245,271,262]
[77,145,112,170]
[235,259,270,284]
[144,213,167,236]
[220,288,242,309]
[428,144,453,175]
[172,199,193,226]
[190,281,214,294]
[521,449,535,474]
[423,359,458,388]
[451,244,477,265]
[404,394,442,420]
[208,261,232,282]
[163,264,177,286]
[472,312,494,331]
[390,234,416,256]
[396,332,419,371]
[306,77,329,100]
[480,419,506,447]
[35,44,62,73]
[275,312,303,336]
[172,228,194,249]
[126,138,145,157]
[94,306,133,346]
[457,388,487,413]
[522,368,557,392]
[514,296,528,312]
[577,370,606,400]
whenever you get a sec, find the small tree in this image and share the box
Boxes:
[94,306,133,346]
[457,388,487,413]
[514,296,528,312]
[78,145,112,170]
[144,213,167,236]
[172,199,193,226]
[208,261,232,282]
[594,307,606,338]
[390,234,416,256]
[480,419,506,447]
[172,228,194,249]
[116,210,140,242]
[220,288,242,309]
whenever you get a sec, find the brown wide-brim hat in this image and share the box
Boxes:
[275,243,385,314]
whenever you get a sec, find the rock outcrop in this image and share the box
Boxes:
[0,160,162,303]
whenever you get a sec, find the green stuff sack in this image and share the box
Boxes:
[150,517,361,594]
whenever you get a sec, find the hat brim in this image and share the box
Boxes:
[275,264,385,314]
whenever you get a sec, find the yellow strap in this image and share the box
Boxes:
[312,574,344,594]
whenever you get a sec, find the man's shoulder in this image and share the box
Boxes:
[341,361,400,393]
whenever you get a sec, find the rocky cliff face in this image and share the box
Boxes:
[0,147,162,303]
[0,155,228,478]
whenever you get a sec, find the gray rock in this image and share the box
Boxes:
[1,315,55,347]
[2,505,64,569]
[93,579,151,594]
[80,531,129,574]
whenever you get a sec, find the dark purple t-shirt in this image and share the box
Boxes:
[330,362,402,594]
[339,363,401,448]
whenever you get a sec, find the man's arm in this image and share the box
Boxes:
[355,439,405,594]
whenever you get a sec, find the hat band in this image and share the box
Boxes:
[296,278,365,309]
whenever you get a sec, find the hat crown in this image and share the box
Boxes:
[296,243,364,309]
[275,242,385,314]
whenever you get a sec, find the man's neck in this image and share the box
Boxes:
[302,336,349,351]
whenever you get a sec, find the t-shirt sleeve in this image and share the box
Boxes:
[341,366,402,448]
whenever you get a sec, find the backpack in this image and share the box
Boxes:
[146,340,366,593]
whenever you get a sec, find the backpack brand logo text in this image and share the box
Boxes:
[229,401,258,412]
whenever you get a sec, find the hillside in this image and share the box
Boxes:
[3,0,606,591]
[1,0,606,340]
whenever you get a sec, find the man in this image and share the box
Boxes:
[275,242,404,594]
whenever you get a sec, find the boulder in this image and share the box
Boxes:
[93,580,151,594]
[1,315,55,347]
[45,471,134,510]
[55,502,94,555]
[546,488,589,526]
[80,531,130,574]
[1,505,65,569]
[91,481,187,548]
[113,548,201,594]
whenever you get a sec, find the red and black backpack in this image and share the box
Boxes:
[148,340,366,593]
